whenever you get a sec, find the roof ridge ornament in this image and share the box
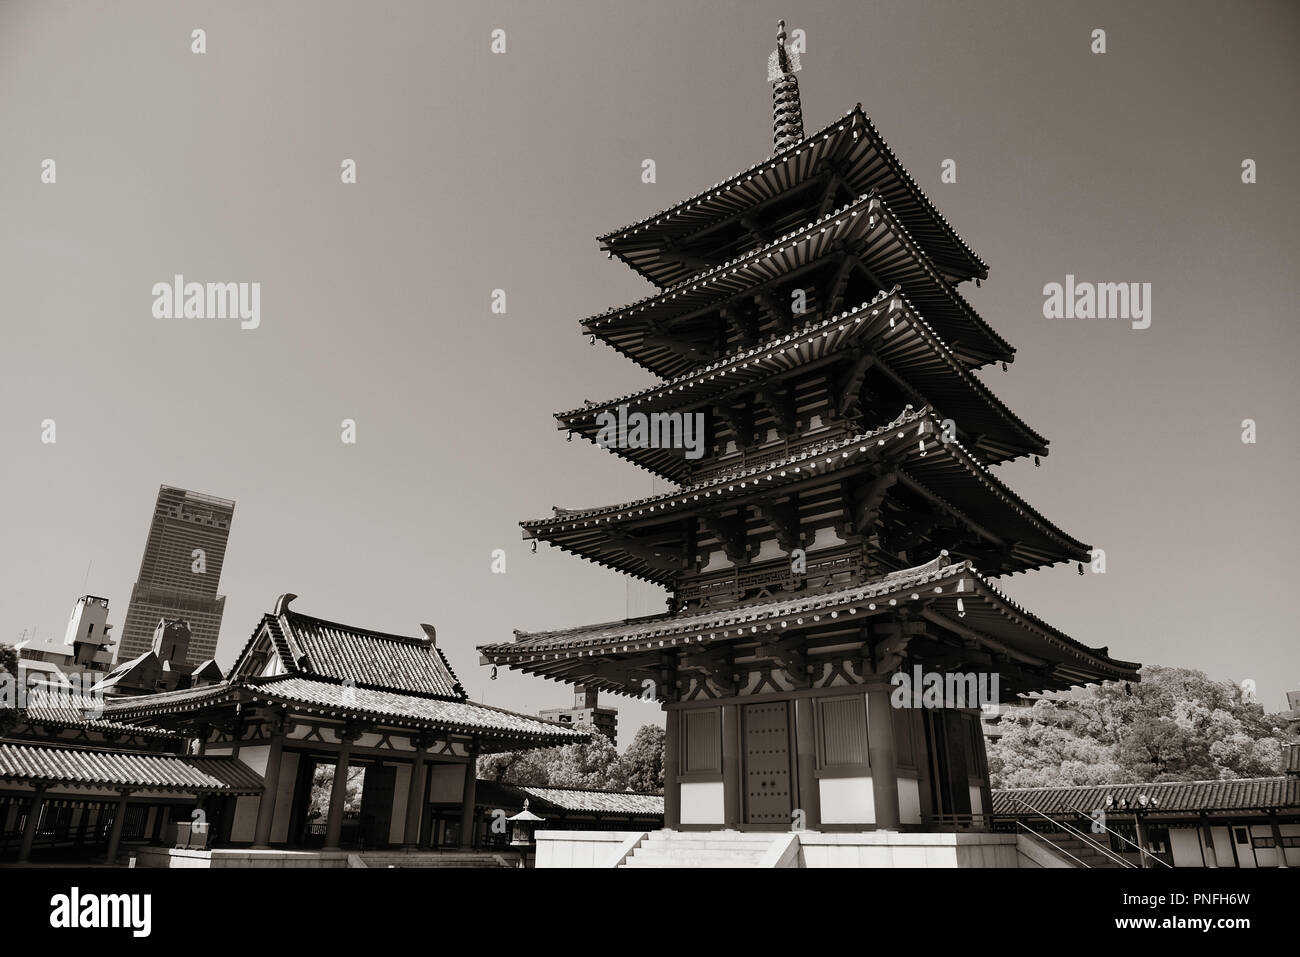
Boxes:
[768,20,804,152]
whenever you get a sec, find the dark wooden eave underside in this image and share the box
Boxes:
[479,559,1137,698]
[558,289,1047,480]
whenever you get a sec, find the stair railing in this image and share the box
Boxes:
[1014,820,1091,867]
[1011,797,1136,869]
[1064,803,1173,869]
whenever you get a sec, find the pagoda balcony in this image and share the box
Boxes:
[675,543,866,611]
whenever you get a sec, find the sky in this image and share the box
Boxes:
[1,0,1297,747]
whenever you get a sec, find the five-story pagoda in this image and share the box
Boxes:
[480,23,1139,833]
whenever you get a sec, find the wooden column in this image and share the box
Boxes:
[722,704,742,828]
[252,718,287,848]
[458,753,477,848]
[404,737,431,848]
[1269,813,1288,868]
[1201,816,1218,868]
[17,784,48,864]
[663,708,681,829]
[1134,814,1150,868]
[104,789,131,865]
[323,728,360,851]
[866,685,900,830]
[794,696,820,830]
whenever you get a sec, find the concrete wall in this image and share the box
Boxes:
[534,830,645,868]
[798,831,1018,868]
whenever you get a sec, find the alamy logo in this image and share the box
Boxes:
[593,404,706,460]
[1042,274,1151,329]
[151,274,261,329]
[50,887,151,938]
[890,666,1000,709]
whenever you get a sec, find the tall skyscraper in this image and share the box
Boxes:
[117,486,235,665]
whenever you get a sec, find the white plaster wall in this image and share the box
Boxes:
[698,549,729,573]
[1169,827,1203,867]
[1210,826,1234,866]
[819,776,874,825]
[238,744,271,776]
[968,785,983,817]
[1284,824,1300,867]
[898,778,921,825]
[269,752,299,844]
[680,781,724,825]
[389,763,411,845]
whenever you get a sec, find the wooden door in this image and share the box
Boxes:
[744,701,793,826]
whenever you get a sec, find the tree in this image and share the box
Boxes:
[476,723,667,792]
[621,724,665,793]
[987,665,1294,788]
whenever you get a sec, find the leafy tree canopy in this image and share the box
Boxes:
[988,665,1294,788]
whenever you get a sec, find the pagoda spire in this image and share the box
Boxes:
[768,19,804,152]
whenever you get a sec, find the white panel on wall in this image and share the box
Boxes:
[968,785,983,817]
[819,776,874,825]
[1209,827,1235,867]
[238,744,271,776]
[1169,828,1203,867]
[898,778,921,825]
[680,782,724,825]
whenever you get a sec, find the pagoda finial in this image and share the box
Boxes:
[768,19,804,152]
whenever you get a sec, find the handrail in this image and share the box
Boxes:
[1064,804,1173,869]
[1015,821,1090,867]
[1012,798,1135,868]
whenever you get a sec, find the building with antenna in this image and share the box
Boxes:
[480,22,1139,860]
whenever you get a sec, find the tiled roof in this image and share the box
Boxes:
[481,554,1139,691]
[18,690,180,739]
[104,676,589,749]
[598,106,987,287]
[557,289,1046,479]
[515,785,664,816]
[584,192,1011,374]
[524,405,1088,580]
[0,743,264,794]
[992,778,1300,816]
[278,610,464,700]
[476,780,664,817]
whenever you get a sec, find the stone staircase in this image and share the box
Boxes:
[619,830,781,868]
[1032,833,1128,868]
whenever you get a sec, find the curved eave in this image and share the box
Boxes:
[481,561,1137,693]
[104,678,586,750]
[598,106,988,287]
[585,193,1011,377]
[558,290,1046,482]
[525,409,1087,578]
